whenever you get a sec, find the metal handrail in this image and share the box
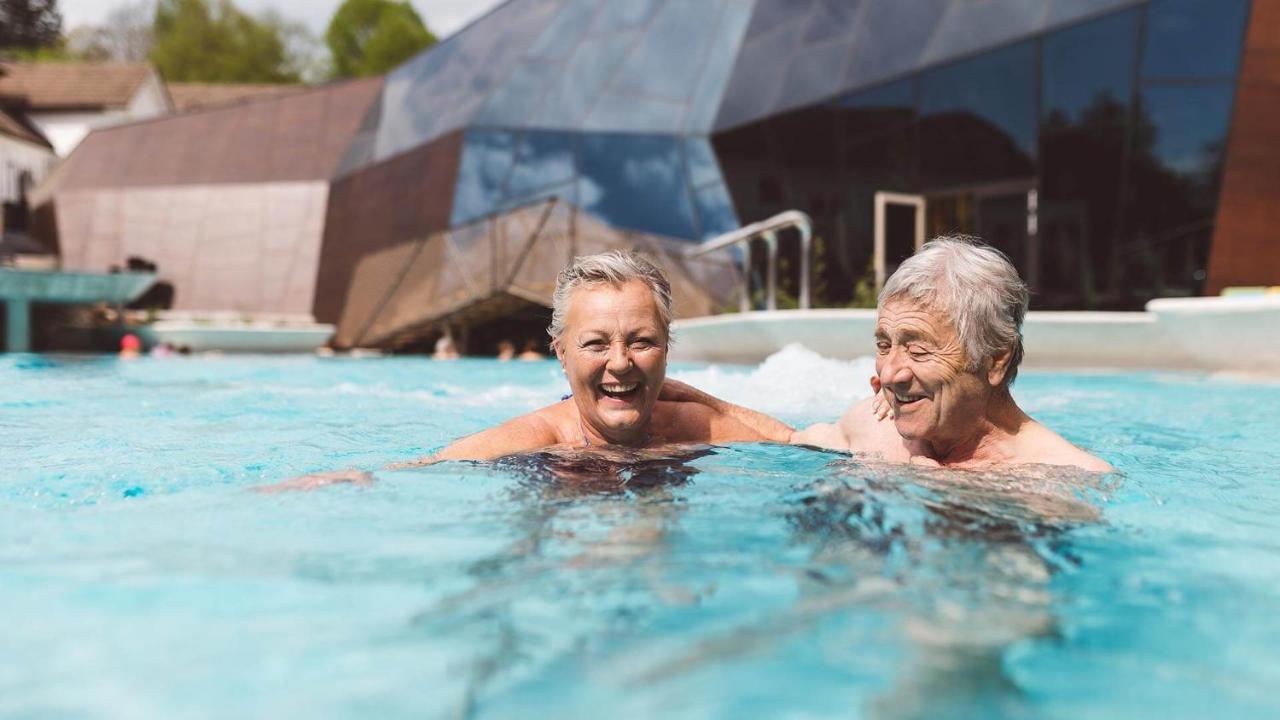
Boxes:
[685,210,812,311]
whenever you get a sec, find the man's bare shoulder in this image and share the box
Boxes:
[1016,421,1113,472]
[837,396,909,458]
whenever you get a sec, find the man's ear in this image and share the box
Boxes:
[987,347,1013,386]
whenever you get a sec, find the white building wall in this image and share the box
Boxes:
[0,135,56,203]
[30,71,172,157]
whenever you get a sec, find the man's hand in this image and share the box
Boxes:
[254,469,374,493]
[870,376,894,422]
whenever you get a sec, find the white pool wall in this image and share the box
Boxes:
[670,295,1280,373]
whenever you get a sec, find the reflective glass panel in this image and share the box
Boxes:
[801,0,861,45]
[577,133,697,240]
[840,0,946,92]
[685,0,754,133]
[923,0,1045,64]
[506,131,577,198]
[692,181,740,240]
[835,77,916,146]
[744,0,816,42]
[534,31,638,129]
[1042,8,1139,126]
[609,0,723,101]
[684,137,723,188]
[450,129,517,225]
[590,0,661,33]
[919,40,1037,187]
[1141,0,1250,78]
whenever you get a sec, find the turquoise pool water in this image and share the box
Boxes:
[3,348,1279,719]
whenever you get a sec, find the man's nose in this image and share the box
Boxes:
[879,349,913,387]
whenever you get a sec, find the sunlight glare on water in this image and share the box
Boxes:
[2,347,1279,719]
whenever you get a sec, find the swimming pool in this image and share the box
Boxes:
[3,347,1278,719]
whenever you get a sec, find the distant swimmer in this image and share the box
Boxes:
[668,237,1113,472]
[262,250,792,491]
[517,339,545,361]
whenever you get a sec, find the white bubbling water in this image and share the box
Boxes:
[672,343,877,422]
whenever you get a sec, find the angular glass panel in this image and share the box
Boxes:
[506,130,577,197]
[450,129,518,225]
[802,0,862,44]
[590,0,662,33]
[1047,0,1141,26]
[583,93,685,134]
[922,0,1046,65]
[714,22,804,131]
[475,62,557,126]
[685,0,754,133]
[533,30,638,129]
[841,0,947,94]
[774,40,853,114]
[1141,0,1250,79]
[1042,8,1138,126]
[577,133,697,240]
[744,0,816,42]
[526,0,597,61]
[373,0,562,159]
[609,0,724,101]
[919,40,1037,187]
[692,181,740,240]
[684,137,723,188]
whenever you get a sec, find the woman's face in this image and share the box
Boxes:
[556,280,668,446]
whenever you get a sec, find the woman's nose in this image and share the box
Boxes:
[605,342,632,372]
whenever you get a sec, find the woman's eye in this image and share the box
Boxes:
[631,339,654,349]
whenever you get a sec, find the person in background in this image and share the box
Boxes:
[496,339,516,361]
[432,332,460,360]
[517,339,545,361]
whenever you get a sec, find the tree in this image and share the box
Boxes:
[325,0,435,79]
[0,0,63,52]
[66,0,153,62]
[150,0,300,83]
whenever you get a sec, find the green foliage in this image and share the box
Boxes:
[0,0,62,53]
[149,0,300,83]
[325,0,436,79]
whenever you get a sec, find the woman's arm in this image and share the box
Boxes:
[658,378,794,443]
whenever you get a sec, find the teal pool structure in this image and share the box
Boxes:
[4,348,1278,719]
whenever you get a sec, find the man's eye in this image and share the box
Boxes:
[875,341,890,353]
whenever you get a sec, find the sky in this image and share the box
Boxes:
[57,0,507,39]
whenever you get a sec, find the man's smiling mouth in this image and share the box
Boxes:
[893,391,925,406]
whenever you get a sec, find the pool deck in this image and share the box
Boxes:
[670,295,1280,374]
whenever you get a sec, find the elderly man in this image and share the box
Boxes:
[687,236,1110,471]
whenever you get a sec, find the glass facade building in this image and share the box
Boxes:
[328,0,1256,317]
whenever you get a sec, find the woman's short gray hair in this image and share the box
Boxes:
[547,250,674,347]
[879,236,1030,385]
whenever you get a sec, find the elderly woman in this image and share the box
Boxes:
[416,250,787,462]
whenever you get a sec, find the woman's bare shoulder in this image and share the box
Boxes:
[435,401,572,462]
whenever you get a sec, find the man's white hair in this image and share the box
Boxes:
[548,250,674,347]
[879,236,1030,385]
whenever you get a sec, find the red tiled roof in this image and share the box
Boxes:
[50,76,384,189]
[167,83,305,113]
[0,106,52,148]
[0,61,154,111]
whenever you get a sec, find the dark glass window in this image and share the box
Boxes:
[1042,8,1139,126]
[577,133,697,240]
[1141,0,1251,79]
[1119,83,1236,301]
[835,78,916,147]
[451,129,517,225]
[506,131,576,198]
[1037,8,1139,309]
[918,40,1037,188]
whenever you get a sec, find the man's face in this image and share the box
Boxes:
[874,300,991,446]
[556,280,668,445]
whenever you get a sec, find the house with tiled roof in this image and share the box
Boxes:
[0,61,171,157]
[167,82,303,113]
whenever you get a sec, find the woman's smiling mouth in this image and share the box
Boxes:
[599,382,641,401]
